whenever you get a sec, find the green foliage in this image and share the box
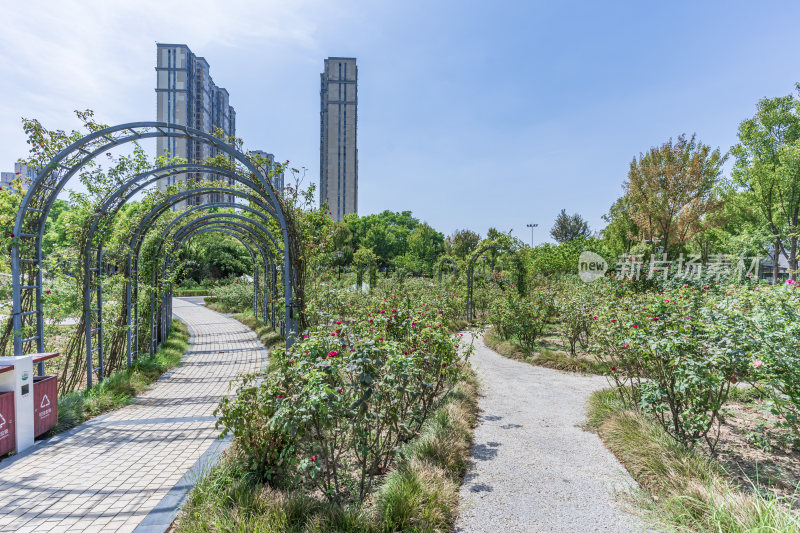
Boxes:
[211,278,255,313]
[528,237,607,277]
[731,84,800,279]
[591,286,742,449]
[342,210,443,272]
[550,209,591,242]
[490,289,553,350]
[447,229,481,260]
[215,294,472,503]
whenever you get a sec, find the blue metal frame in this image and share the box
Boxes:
[11,122,295,390]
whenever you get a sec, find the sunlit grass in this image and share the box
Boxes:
[587,388,800,532]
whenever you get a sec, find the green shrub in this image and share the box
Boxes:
[489,290,551,349]
[212,278,254,313]
[216,300,471,503]
[591,287,742,449]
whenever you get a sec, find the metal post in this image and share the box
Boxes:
[526,223,538,247]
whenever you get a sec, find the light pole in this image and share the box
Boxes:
[526,223,538,247]
[335,250,343,281]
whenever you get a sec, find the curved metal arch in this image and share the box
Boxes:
[90,187,279,385]
[170,221,278,322]
[168,223,275,324]
[147,213,281,353]
[438,258,458,282]
[164,227,263,341]
[149,202,283,255]
[85,175,280,383]
[124,196,282,369]
[129,187,281,255]
[12,121,292,364]
[141,220,277,360]
[466,244,518,321]
[154,219,281,353]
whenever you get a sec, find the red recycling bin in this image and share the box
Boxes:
[0,390,14,456]
[33,375,57,437]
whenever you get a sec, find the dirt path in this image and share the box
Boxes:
[455,334,649,532]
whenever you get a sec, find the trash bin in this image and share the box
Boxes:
[0,390,14,456]
[33,375,57,437]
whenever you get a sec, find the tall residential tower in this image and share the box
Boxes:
[320,57,358,221]
[155,43,236,207]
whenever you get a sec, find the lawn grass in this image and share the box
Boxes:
[586,388,800,532]
[483,326,605,375]
[175,368,479,533]
[49,319,190,436]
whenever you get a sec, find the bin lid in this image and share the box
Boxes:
[30,353,61,364]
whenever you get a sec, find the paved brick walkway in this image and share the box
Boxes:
[0,298,265,533]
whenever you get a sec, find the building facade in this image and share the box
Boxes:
[155,43,236,207]
[0,163,36,193]
[248,150,285,194]
[320,57,358,221]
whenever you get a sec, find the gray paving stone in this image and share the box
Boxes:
[0,298,263,532]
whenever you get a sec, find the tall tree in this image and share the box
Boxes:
[447,229,481,259]
[624,134,726,254]
[550,209,590,243]
[600,197,639,256]
[731,86,800,280]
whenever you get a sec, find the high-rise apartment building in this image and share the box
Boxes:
[319,57,358,221]
[248,150,285,194]
[1,163,36,193]
[155,43,236,207]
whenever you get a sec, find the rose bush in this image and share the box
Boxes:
[592,286,744,449]
[216,295,472,502]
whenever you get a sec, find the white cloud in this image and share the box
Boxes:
[0,0,329,168]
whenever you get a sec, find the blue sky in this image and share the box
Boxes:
[1,1,799,243]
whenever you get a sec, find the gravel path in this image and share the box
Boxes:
[455,334,650,533]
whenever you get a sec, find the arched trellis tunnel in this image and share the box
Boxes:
[10,121,301,389]
[139,199,284,360]
[438,257,457,282]
[105,189,286,385]
[155,214,283,349]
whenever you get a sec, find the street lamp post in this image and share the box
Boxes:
[526,223,538,247]
[335,250,343,281]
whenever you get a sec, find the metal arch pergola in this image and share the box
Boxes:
[167,226,263,321]
[157,215,282,346]
[95,190,282,386]
[11,121,297,388]
[84,169,281,383]
[124,191,284,379]
[466,244,521,321]
[162,222,278,334]
[438,258,457,282]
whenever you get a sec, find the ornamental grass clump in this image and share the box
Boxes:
[215,300,471,503]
